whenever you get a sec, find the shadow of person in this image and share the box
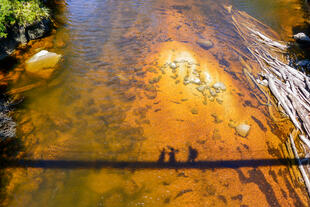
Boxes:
[168,147,177,163]
[157,148,166,163]
[187,146,198,163]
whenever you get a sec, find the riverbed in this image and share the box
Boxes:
[2,0,310,206]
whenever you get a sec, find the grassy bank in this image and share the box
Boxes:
[0,0,49,38]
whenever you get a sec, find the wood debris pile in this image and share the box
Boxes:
[228,6,310,195]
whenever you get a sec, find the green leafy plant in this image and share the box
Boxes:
[0,0,14,38]
[13,0,49,26]
[0,0,50,38]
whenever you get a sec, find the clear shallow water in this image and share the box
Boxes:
[2,0,310,206]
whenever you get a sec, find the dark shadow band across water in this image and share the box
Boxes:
[0,158,308,169]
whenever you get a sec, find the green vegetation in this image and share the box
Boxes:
[0,0,49,38]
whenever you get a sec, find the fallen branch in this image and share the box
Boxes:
[290,133,310,196]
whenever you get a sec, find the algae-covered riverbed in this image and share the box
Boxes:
[1,0,310,206]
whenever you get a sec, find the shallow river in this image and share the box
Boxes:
[2,0,310,206]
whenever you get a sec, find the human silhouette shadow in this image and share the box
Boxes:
[188,146,198,163]
[157,148,166,163]
[168,147,177,163]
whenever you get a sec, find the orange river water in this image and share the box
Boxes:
[1,0,310,206]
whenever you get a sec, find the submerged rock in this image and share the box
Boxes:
[196,85,205,93]
[169,62,177,69]
[211,113,223,123]
[184,76,201,85]
[209,88,217,97]
[216,97,223,104]
[235,123,251,137]
[228,119,237,128]
[190,77,201,85]
[149,75,162,84]
[197,39,214,50]
[213,82,226,91]
[200,71,212,83]
[183,76,189,84]
[25,50,62,79]
[191,108,198,115]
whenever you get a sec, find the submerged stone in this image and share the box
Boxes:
[147,67,157,73]
[197,39,214,50]
[169,62,177,69]
[25,50,62,79]
[209,88,217,97]
[196,86,205,93]
[149,75,162,84]
[213,82,226,91]
[200,71,212,83]
[170,74,178,79]
[228,119,237,128]
[191,108,198,114]
[211,113,223,123]
[190,77,201,85]
[183,76,190,85]
[235,123,251,137]
[216,97,223,104]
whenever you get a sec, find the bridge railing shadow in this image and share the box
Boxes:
[0,158,308,169]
